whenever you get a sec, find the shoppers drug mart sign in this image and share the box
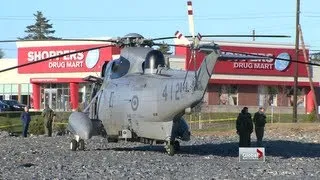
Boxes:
[18,44,117,73]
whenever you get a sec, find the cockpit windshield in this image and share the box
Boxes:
[103,56,130,82]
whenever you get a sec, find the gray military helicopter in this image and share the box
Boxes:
[64,1,293,155]
[0,1,304,155]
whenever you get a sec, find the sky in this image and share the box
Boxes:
[0,0,319,58]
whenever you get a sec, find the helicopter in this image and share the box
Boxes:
[1,1,314,156]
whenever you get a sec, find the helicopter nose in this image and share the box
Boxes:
[68,112,93,140]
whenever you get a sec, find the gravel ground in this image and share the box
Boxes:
[0,124,320,180]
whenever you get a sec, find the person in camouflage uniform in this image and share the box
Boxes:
[42,104,55,137]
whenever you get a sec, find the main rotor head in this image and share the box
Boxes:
[118,33,153,47]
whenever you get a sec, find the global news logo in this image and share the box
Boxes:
[239,148,265,162]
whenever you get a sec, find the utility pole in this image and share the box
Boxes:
[293,0,300,122]
[299,25,320,121]
[252,29,255,41]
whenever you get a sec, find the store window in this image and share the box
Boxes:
[21,95,30,106]
[258,85,278,107]
[21,83,32,106]
[40,83,70,111]
[287,87,305,107]
[11,84,18,93]
[4,84,12,93]
[9,95,18,100]
[219,85,238,105]
[79,83,93,108]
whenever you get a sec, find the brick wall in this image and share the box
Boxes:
[238,85,258,106]
[207,84,219,105]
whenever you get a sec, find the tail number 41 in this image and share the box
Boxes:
[162,82,187,101]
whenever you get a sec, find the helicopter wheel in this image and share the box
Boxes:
[70,139,78,151]
[165,141,175,156]
[101,129,107,138]
[78,139,85,151]
[173,140,180,151]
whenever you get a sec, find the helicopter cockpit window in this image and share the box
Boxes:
[110,56,130,79]
[103,61,112,80]
[101,61,109,78]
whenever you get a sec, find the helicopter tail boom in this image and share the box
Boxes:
[194,43,220,92]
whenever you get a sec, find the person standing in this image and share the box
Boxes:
[21,106,31,137]
[42,104,55,137]
[253,107,267,147]
[236,107,253,147]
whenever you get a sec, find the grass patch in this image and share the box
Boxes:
[191,122,320,137]
[0,117,21,133]
[0,111,71,134]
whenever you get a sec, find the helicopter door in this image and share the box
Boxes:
[106,91,118,135]
[109,92,114,108]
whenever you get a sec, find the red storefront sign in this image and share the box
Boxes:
[18,44,120,73]
[176,44,308,77]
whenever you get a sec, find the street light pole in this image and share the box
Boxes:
[293,0,300,122]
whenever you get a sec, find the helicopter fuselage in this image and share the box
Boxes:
[97,70,202,141]
[67,44,220,154]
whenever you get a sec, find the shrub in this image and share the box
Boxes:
[306,110,317,122]
[1,117,14,133]
[53,119,68,135]
[54,112,72,121]
[29,115,45,135]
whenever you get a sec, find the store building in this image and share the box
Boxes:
[0,40,119,111]
[175,40,320,114]
[0,39,319,113]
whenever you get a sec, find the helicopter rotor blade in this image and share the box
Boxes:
[0,38,118,43]
[151,34,290,41]
[0,44,116,73]
[174,31,191,45]
[199,35,291,38]
[153,42,189,48]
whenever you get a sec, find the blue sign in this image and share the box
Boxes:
[274,53,291,71]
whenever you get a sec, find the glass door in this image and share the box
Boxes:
[44,89,57,110]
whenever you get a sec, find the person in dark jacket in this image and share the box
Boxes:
[253,107,267,147]
[21,106,31,137]
[236,107,253,147]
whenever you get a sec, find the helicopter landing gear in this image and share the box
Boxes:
[165,140,180,155]
[70,135,85,151]
[78,139,85,151]
[70,139,77,151]
[165,141,175,156]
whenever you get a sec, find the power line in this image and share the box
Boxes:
[0,15,297,22]
[0,48,17,51]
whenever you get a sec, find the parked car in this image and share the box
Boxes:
[0,101,10,112]
[0,100,27,111]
